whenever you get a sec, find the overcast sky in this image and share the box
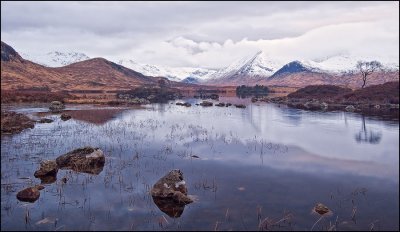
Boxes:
[1,1,399,68]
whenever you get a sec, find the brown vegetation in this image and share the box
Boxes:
[287,85,352,101]
[339,81,399,104]
[287,82,399,105]
[1,90,71,103]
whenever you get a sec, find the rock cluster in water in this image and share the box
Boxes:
[17,147,105,203]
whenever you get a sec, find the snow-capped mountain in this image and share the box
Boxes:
[207,51,284,82]
[314,54,399,74]
[116,59,217,82]
[22,51,90,67]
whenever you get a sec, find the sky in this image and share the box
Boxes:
[1,1,399,68]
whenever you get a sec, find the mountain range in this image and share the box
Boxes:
[2,41,399,90]
[1,41,195,92]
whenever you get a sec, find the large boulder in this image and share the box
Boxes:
[56,147,105,175]
[151,169,193,218]
[34,160,58,178]
[151,169,193,205]
[49,101,65,113]
[16,186,44,203]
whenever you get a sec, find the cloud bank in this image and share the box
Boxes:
[1,1,398,68]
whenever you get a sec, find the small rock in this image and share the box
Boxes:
[321,102,328,110]
[200,101,213,107]
[345,105,355,112]
[39,118,54,123]
[60,113,71,121]
[215,103,225,107]
[36,185,45,190]
[34,160,59,178]
[16,186,41,202]
[314,203,330,215]
[235,104,246,108]
[49,101,65,113]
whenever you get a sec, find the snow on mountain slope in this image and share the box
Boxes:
[116,59,217,82]
[313,54,399,74]
[207,51,285,82]
[22,51,90,67]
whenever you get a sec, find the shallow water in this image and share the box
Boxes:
[1,99,399,231]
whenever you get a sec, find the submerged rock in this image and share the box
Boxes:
[151,169,193,205]
[60,113,71,121]
[16,186,43,203]
[49,101,65,113]
[34,160,58,178]
[56,147,105,175]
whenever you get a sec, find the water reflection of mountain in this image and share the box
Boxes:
[62,109,127,125]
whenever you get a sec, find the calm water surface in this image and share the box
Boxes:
[1,98,399,231]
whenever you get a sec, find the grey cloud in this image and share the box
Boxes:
[1,1,398,68]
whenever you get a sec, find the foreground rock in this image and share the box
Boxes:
[1,111,35,134]
[60,113,71,121]
[56,147,105,174]
[34,160,59,178]
[151,169,193,217]
[151,169,193,204]
[49,101,65,113]
[16,185,44,203]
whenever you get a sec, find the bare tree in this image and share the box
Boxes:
[356,61,383,88]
